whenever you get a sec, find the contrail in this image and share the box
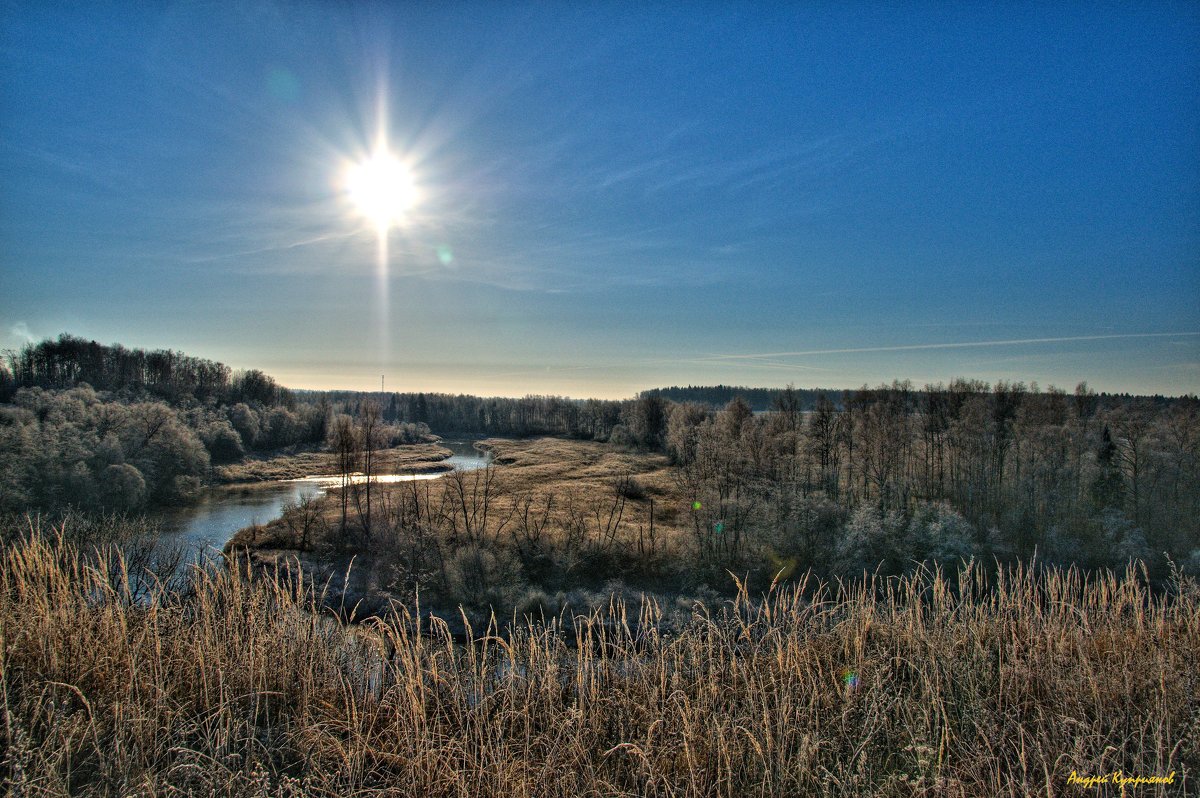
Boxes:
[434,331,1199,387]
[186,231,357,263]
[699,332,1200,362]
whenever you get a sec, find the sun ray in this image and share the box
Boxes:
[339,79,424,371]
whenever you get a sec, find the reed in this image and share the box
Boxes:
[2,523,1196,796]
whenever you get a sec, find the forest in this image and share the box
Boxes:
[3,335,1197,581]
[642,383,830,410]
[0,336,330,511]
[294,380,1200,583]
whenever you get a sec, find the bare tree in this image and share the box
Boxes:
[444,464,512,545]
[281,493,325,551]
[352,401,385,543]
[328,414,357,543]
[1107,403,1154,526]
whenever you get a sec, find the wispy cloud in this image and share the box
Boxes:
[640,133,859,197]
[670,357,828,373]
[8,321,36,345]
[474,355,829,385]
[182,230,362,264]
[0,140,131,195]
[696,332,1200,363]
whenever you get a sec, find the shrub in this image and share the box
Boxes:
[607,423,634,449]
[201,419,244,463]
[612,473,645,500]
[443,542,522,609]
[99,463,146,510]
[906,501,975,569]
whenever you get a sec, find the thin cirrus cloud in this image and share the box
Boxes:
[8,322,37,345]
[695,333,1200,364]
[475,333,1200,383]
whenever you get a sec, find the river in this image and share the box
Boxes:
[154,439,492,561]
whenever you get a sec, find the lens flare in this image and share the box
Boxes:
[766,547,798,582]
[265,67,300,103]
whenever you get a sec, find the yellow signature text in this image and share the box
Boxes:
[1068,770,1176,789]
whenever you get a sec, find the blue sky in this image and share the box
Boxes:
[2,2,1197,398]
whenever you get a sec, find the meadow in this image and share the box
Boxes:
[2,516,1195,797]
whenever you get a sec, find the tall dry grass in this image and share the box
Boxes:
[1,527,1196,796]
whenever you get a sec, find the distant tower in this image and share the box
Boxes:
[381,374,385,394]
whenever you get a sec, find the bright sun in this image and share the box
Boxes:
[345,149,418,231]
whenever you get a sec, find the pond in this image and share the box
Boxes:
[153,439,492,561]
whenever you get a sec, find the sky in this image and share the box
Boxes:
[1,2,1198,399]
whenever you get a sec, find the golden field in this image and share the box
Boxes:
[2,519,1196,796]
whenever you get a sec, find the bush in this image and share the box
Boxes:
[513,588,562,622]
[99,463,146,510]
[443,543,522,609]
[906,502,975,569]
[201,420,244,464]
[607,424,634,449]
[831,503,893,576]
[612,473,645,500]
[228,403,260,449]
[1097,508,1151,567]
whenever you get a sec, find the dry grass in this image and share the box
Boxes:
[214,443,452,484]
[2,523,1196,797]
[479,437,682,507]
[229,438,684,548]
[216,444,703,643]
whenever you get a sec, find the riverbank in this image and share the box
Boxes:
[220,436,706,631]
[141,440,480,565]
[224,436,681,550]
[212,440,454,484]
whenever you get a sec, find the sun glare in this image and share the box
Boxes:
[345,149,418,231]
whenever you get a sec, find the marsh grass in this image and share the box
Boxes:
[2,524,1196,796]
[213,442,452,484]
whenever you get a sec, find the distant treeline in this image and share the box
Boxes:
[641,382,1189,412]
[641,384,834,411]
[1,334,291,406]
[654,380,1200,577]
[302,390,629,441]
[5,335,1198,574]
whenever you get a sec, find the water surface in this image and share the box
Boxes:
[155,439,491,560]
